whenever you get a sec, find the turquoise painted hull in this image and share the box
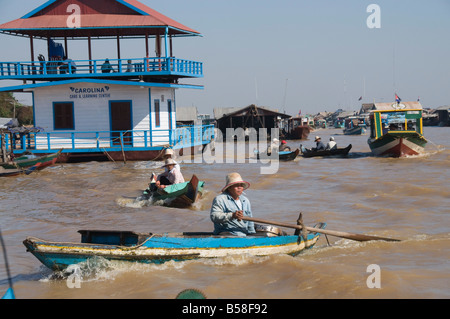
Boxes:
[139,174,204,207]
[23,223,326,271]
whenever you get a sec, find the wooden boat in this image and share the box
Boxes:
[255,148,300,161]
[137,174,204,208]
[300,144,352,158]
[0,163,41,177]
[367,102,427,157]
[283,117,311,140]
[0,149,62,169]
[23,222,327,271]
[343,117,367,135]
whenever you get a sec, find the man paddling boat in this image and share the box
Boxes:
[210,172,256,236]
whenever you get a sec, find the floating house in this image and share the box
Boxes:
[213,104,290,140]
[0,0,213,162]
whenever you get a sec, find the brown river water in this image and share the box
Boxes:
[0,127,449,299]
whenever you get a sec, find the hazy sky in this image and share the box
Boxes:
[1,0,449,116]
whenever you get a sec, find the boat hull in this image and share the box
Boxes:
[1,150,62,169]
[0,163,40,177]
[139,174,204,208]
[343,126,366,135]
[256,149,300,161]
[286,126,311,140]
[301,144,352,158]
[368,133,427,157]
[23,225,325,271]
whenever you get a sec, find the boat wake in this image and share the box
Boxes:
[40,253,272,284]
[115,196,149,208]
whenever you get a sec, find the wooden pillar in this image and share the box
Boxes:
[30,35,35,61]
[116,35,121,60]
[88,35,92,73]
[47,37,50,59]
[164,27,169,58]
[145,32,149,71]
[1,132,7,163]
[145,32,149,58]
[30,35,36,82]
[64,36,68,57]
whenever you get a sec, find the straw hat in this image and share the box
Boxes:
[164,148,174,156]
[162,158,177,168]
[221,172,250,193]
[314,136,321,141]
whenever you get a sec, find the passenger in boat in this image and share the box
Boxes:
[407,121,416,131]
[313,136,326,151]
[155,158,185,189]
[267,138,279,155]
[279,140,291,152]
[326,137,337,150]
[162,148,180,172]
[210,172,256,236]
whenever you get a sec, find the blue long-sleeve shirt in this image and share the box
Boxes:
[210,192,256,236]
[315,141,326,150]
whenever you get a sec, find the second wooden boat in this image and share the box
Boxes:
[137,174,204,208]
[300,144,352,158]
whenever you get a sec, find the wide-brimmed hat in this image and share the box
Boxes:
[162,158,177,168]
[164,148,174,156]
[314,136,321,141]
[221,172,250,193]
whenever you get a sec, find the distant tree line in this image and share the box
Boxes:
[0,92,33,125]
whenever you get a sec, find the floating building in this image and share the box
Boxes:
[0,0,213,162]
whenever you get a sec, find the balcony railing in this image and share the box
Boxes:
[2,125,214,154]
[0,57,203,80]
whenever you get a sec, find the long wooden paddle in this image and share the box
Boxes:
[242,216,401,242]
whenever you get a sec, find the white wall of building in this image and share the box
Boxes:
[30,82,176,149]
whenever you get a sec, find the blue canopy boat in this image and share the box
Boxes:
[23,222,326,271]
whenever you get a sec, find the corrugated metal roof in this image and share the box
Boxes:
[371,101,423,111]
[214,105,290,120]
[0,0,200,38]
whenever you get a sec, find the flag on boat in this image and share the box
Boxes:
[358,96,362,101]
[395,93,401,103]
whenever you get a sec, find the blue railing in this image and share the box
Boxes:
[0,57,203,80]
[2,125,214,154]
